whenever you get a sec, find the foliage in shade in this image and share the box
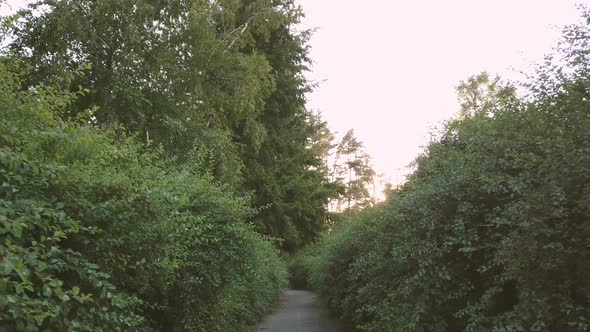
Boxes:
[238,14,337,251]
[0,63,147,332]
[1,0,334,329]
[0,59,287,331]
[0,0,340,328]
[2,0,336,253]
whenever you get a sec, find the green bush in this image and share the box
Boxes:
[0,63,148,331]
[287,253,310,290]
[306,208,384,324]
[0,63,287,331]
[287,244,319,290]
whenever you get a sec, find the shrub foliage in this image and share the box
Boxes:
[0,0,331,330]
[0,62,287,331]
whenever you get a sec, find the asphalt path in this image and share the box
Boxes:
[256,290,352,332]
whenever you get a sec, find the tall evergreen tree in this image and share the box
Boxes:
[236,2,336,250]
[3,0,336,251]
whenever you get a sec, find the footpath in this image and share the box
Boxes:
[256,290,352,332]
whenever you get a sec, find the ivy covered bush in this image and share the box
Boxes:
[305,14,590,332]
[0,63,287,331]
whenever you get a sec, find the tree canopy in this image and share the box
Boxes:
[2,0,337,250]
[0,0,340,330]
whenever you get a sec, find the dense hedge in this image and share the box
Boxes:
[0,63,287,331]
[303,18,590,332]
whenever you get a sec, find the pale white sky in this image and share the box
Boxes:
[297,0,582,186]
[0,0,24,14]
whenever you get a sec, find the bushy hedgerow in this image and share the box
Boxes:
[0,63,287,331]
[304,208,384,323]
[287,245,318,290]
[306,17,590,332]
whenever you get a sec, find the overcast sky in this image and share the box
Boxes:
[297,0,582,186]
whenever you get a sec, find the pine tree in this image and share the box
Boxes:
[2,0,337,251]
[330,129,376,211]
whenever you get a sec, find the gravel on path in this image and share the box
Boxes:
[256,290,352,332]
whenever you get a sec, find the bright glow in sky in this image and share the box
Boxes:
[0,0,24,15]
[297,0,582,186]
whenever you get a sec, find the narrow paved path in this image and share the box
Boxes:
[256,290,351,332]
